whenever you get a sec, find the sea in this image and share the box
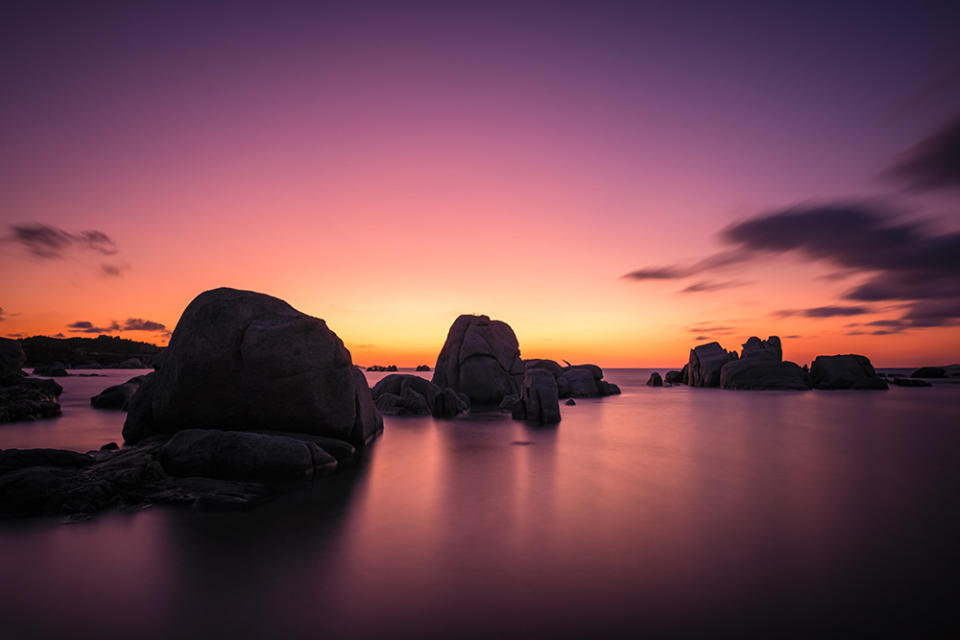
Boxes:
[0,368,958,638]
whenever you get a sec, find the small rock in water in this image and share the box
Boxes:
[565,398,576,405]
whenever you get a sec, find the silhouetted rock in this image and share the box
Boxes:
[366,365,398,372]
[810,354,888,390]
[0,377,63,424]
[720,336,811,390]
[21,335,162,369]
[432,314,524,405]
[512,368,561,424]
[524,359,564,379]
[32,362,68,377]
[679,363,690,384]
[565,398,576,405]
[371,373,469,417]
[0,338,26,382]
[416,364,431,371]
[556,364,621,398]
[647,372,663,387]
[122,288,382,446]
[100,442,120,450]
[116,357,146,369]
[911,366,946,378]
[160,429,337,479]
[687,342,738,387]
[891,377,933,387]
[498,394,519,412]
[664,370,684,384]
[91,374,149,410]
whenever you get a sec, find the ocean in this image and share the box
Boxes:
[0,368,958,638]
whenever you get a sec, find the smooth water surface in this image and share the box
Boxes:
[1,369,958,638]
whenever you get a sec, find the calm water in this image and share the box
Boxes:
[1,368,958,638]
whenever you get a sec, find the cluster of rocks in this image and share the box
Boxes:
[910,365,960,379]
[0,338,64,424]
[648,336,889,391]
[415,364,431,372]
[91,375,150,410]
[371,374,469,418]
[366,365,398,372]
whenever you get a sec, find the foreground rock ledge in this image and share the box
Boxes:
[0,429,357,518]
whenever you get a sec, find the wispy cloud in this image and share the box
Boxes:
[679,279,751,294]
[7,223,118,259]
[773,305,872,318]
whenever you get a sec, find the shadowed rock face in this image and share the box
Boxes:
[646,372,663,387]
[911,366,946,378]
[432,315,524,405]
[520,359,621,398]
[122,288,383,446]
[0,338,62,423]
[0,338,27,382]
[686,342,738,387]
[371,373,469,418]
[513,367,561,424]
[720,336,811,390]
[91,374,149,410]
[810,354,888,390]
[664,370,684,384]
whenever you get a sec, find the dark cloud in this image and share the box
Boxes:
[67,318,166,334]
[688,325,734,334]
[694,336,711,341]
[7,223,118,259]
[123,318,166,332]
[0,307,5,322]
[6,333,25,338]
[679,279,750,294]
[773,305,872,318]
[621,250,749,280]
[886,111,960,191]
[67,320,121,334]
[101,263,129,277]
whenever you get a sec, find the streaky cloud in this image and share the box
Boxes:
[7,223,118,259]
[679,279,750,294]
[773,305,872,318]
[886,111,960,191]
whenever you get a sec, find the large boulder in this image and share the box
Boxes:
[122,288,383,446]
[0,375,62,424]
[432,315,524,406]
[646,372,664,387]
[720,336,811,390]
[91,374,149,410]
[0,338,27,384]
[512,368,561,424]
[664,370,684,384]
[686,342,738,387]
[117,357,146,369]
[810,354,888,390]
[371,373,468,418]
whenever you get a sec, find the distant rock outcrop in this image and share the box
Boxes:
[664,370,684,384]
[366,365,398,372]
[432,315,524,405]
[122,288,383,446]
[520,359,620,398]
[91,374,149,410]
[512,367,561,424]
[32,362,69,377]
[116,357,146,369]
[891,377,932,387]
[0,338,62,423]
[810,354,888,390]
[719,336,811,390]
[911,366,946,378]
[685,342,738,387]
[371,373,469,418]
[646,372,663,387]
[415,364,431,372]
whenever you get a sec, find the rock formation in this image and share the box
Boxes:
[371,373,469,418]
[519,359,620,398]
[810,354,888,390]
[685,342,738,387]
[646,372,663,387]
[415,364,431,371]
[366,365,398,372]
[32,362,69,377]
[719,336,811,390]
[122,288,383,446]
[911,366,946,378]
[512,367,561,424]
[891,377,932,387]
[0,338,63,423]
[664,370,684,384]
[91,374,149,410]
[432,315,524,405]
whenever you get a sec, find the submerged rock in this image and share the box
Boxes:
[720,336,811,390]
[122,288,382,446]
[891,377,933,387]
[686,342,738,387]
[432,314,524,405]
[810,354,888,390]
[512,368,561,424]
[91,374,149,410]
[646,372,663,387]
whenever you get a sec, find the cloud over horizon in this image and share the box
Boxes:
[7,223,118,259]
[886,111,960,191]
[67,317,167,334]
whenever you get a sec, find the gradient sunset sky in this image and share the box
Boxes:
[2,1,959,367]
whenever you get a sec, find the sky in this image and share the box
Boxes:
[2,1,959,367]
